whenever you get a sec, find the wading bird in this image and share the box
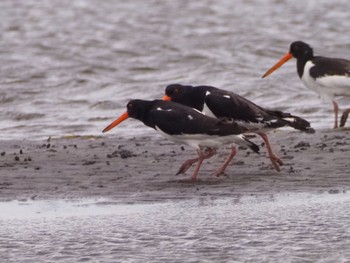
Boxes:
[262,41,350,128]
[163,84,314,172]
[103,99,259,180]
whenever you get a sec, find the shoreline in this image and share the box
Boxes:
[0,128,349,203]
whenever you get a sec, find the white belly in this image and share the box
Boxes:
[301,61,350,99]
[155,126,244,149]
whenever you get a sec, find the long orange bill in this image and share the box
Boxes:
[162,95,171,101]
[262,52,293,78]
[102,112,129,133]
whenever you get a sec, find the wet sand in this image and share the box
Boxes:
[1,128,349,202]
[2,128,350,262]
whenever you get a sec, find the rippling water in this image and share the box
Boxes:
[1,192,350,262]
[0,0,349,140]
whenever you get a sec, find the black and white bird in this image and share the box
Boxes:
[102,99,259,180]
[262,41,350,128]
[163,84,314,172]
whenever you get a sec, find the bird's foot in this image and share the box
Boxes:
[270,155,283,172]
[211,169,226,177]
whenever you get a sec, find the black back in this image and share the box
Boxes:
[126,99,248,136]
[310,56,350,79]
[165,84,313,132]
[165,84,209,111]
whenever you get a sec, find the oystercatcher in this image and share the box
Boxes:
[163,84,314,172]
[262,41,350,128]
[102,99,260,180]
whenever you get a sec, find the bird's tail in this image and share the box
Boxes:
[282,115,315,134]
[266,109,315,133]
[241,135,260,154]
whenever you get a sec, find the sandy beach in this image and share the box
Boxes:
[1,128,349,202]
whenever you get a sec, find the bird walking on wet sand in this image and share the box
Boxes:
[163,84,314,172]
[102,99,260,180]
[262,41,350,129]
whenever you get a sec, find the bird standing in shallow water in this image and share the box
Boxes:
[163,84,314,172]
[102,99,259,180]
[262,41,350,128]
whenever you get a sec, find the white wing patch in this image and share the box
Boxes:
[188,114,194,120]
[202,103,216,118]
[266,119,278,125]
[192,107,205,115]
[282,117,295,122]
[256,116,264,122]
[157,107,172,112]
[223,95,231,99]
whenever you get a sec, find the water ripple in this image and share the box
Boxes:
[0,0,348,140]
[1,192,350,262]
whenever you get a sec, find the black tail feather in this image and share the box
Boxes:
[266,109,315,134]
[242,135,260,154]
[284,115,315,134]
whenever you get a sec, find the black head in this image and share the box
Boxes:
[165,84,190,100]
[164,84,208,111]
[126,99,155,122]
[102,99,157,133]
[289,41,314,59]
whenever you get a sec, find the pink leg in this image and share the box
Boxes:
[191,148,216,180]
[212,146,237,177]
[176,156,200,175]
[340,108,350,127]
[258,132,282,172]
[332,100,339,129]
[176,147,216,175]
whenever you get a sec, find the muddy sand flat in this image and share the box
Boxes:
[0,129,349,202]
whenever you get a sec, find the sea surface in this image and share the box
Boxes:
[0,0,349,140]
[1,192,350,262]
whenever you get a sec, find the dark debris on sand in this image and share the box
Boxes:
[0,130,349,202]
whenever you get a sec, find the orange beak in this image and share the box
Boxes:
[162,95,171,101]
[102,112,129,133]
[262,52,293,78]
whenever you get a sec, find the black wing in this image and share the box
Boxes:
[205,92,279,123]
[149,103,247,136]
[204,92,312,131]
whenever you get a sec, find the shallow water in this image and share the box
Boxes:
[0,0,349,140]
[1,192,350,262]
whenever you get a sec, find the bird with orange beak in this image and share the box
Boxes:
[103,99,260,180]
[163,84,314,172]
[262,41,350,128]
